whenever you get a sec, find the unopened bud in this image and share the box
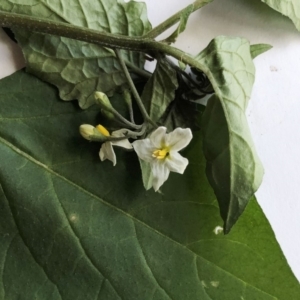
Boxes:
[94,92,115,120]
[95,92,113,109]
[79,124,109,142]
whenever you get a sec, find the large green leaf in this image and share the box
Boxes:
[195,36,264,233]
[261,0,300,31]
[0,0,151,108]
[0,70,299,299]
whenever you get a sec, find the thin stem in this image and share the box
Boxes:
[144,0,212,39]
[125,60,151,78]
[104,47,151,78]
[107,106,141,130]
[122,125,147,138]
[122,86,135,124]
[115,49,156,127]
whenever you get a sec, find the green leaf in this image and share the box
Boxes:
[0,70,299,299]
[0,0,151,108]
[161,98,204,132]
[250,44,273,59]
[142,58,178,124]
[261,0,300,31]
[195,36,264,233]
[165,4,194,44]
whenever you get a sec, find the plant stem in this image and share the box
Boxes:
[122,126,147,138]
[105,105,141,130]
[144,0,212,39]
[0,11,215,92]
[0,11,149,51]
[104,47,151,78]
[125,60,151,78]
[122,86,135,124]
[115,49,156,127]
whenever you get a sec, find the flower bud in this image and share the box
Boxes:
[79,124,108,142]
[79,124,94,140]
[94,92,113,109]
[94,92,115,120]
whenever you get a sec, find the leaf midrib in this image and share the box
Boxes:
[0,135,279,300]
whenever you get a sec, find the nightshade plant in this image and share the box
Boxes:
[0,0,299,299]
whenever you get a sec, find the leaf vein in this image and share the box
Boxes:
[49,176,123,300]
[133,221,173,300]
[0,183,64,300]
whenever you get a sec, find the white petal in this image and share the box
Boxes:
[111,139,133,149]
[151,160,170,191]
[165,152,188,174]
[99,142,116,166]
[164,128,193,151]
[132,139,155,163]
[111,129,127,137]
[111,129,132,149]
[149,127,167,148]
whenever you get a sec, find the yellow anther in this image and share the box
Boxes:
[152,148,169,160]
[96,124,110,137]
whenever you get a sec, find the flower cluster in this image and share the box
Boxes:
[79,124,132,166]
[80,124,192,191]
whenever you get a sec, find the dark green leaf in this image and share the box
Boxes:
[0,70,299,299]
[0,0,151,108]
[195,36,264,233]
[160,98,204,132]
[250,44,273,59]
[261,0,300,31]
[141,58,178,123]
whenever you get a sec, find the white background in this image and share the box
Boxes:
[0,0,299,282]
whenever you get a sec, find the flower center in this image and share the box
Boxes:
[152,148,169,160]
[96,124,110,137]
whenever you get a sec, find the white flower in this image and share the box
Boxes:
[132,126,192,191]
[80,124,132,166]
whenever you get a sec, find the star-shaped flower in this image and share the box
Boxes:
[132,126,192,191]
[80,124,132,166]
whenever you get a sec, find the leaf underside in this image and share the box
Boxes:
[196,36,264,233]
[0,70,299,299]
[165,4,193,44]
[262,0,300,31]
[0,0,152,108]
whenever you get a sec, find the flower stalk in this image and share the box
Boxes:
[115,49,157,128]
[94,91,141,130]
